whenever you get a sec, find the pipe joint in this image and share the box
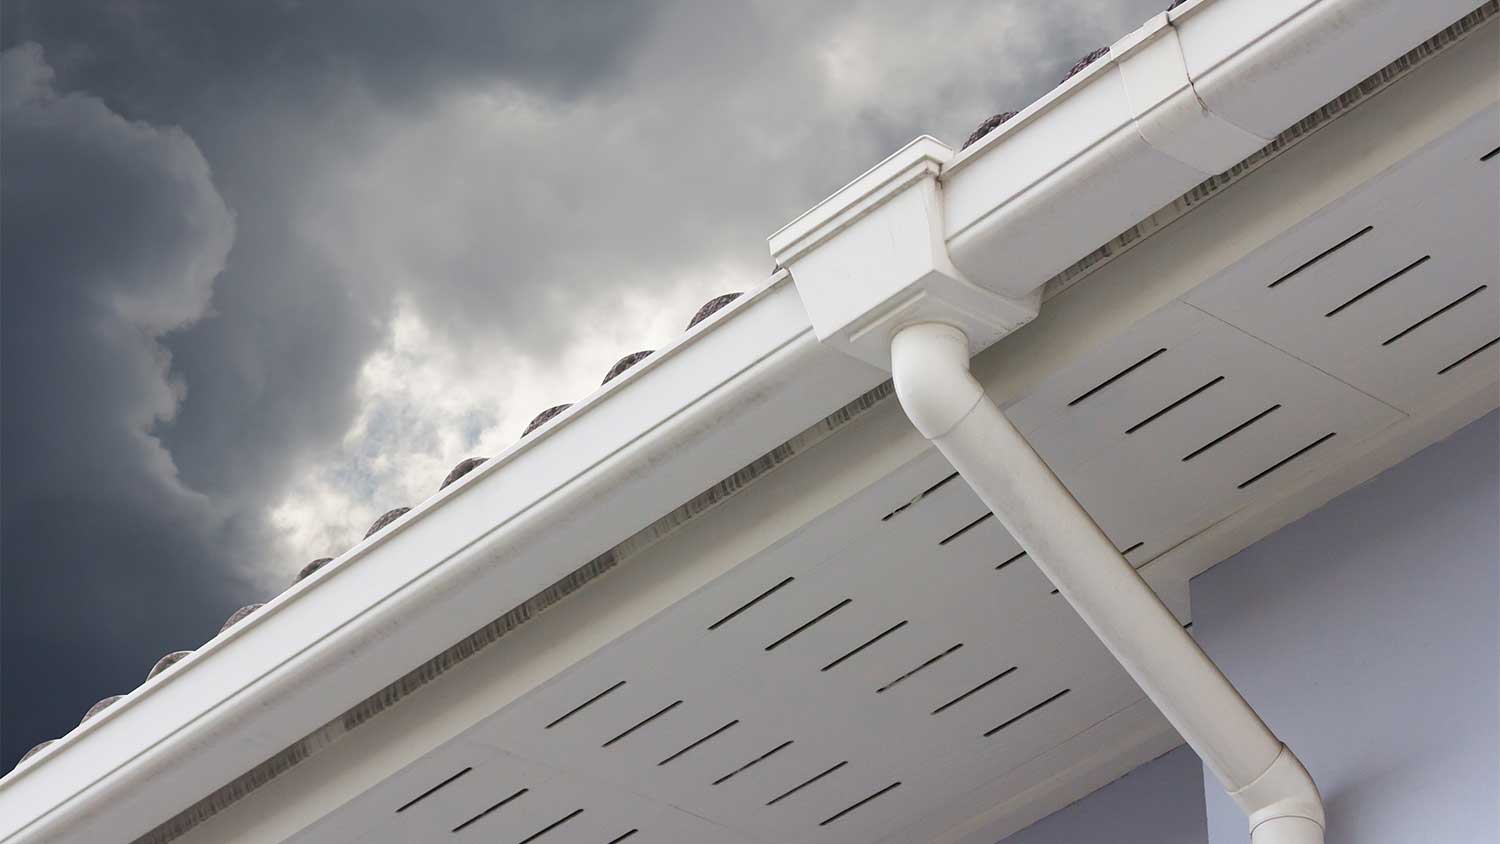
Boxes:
[1232,744,1326,837]
[890,322,985,439]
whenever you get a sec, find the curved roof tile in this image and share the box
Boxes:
[364,507,411,540]
[687,292,743,329]
[220,603,264,634]
[523,403,572,437]
[81,695,124,724]
[146,651,193,681]
[602,350,652,385]
[440,457,487,490]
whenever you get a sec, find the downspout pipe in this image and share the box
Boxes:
[890,322,1325,844]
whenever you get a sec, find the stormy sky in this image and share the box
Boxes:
[0,0,1166,770]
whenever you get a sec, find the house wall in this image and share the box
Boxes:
[998,743,1205,844]
[1194,409,1499,843]
[1001,410,1498,844]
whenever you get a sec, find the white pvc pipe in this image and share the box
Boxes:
[890,322,1325,843]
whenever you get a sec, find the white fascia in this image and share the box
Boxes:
[0,275,885,844]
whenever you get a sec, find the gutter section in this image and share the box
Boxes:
[941,0,1482,301]
[0,275,884,844]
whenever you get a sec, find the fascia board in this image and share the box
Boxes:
[0,274,885,844]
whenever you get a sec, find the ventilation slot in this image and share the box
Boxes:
[1440,337,1499,374]
[659,720,739,766]
[1237,433,1336,489]
[1125,376,1224,434]
[1068,348,1167,406]
[1324,255,1429,317]
[546,681,626,730]
[940,513,992,546]
[984,689,1071,737]
[451,788,528,834]
[995,550,1027,571]
[877,644,962,693]
[1267,226,1372,288]
[767,761,848,806]
[605,831,638,844]
[882,472,959,521]
[1183,404,1280,462]
[1482,145,1500,162]
[713,740,793,786]
[396,767,472,813]
[767,599,852,651]
[516,809,583,844]
[709,577,794,631]
[1382,285,1488,346]
[819,782,902,826]
[822,620,908,672]
[602,700,682,748]
[932,667,1017,715]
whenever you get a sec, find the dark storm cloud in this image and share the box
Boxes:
[1,42,244,766]
[2,0,1169,773]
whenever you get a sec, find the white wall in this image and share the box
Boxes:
[999,744,1206,844]
[1193,410,1499,843]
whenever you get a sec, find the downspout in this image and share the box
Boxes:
[890,321,1325,844]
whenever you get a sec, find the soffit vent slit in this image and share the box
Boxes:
[931,667,1018,715]
[876,643,963,693]
[821,620,908,672]
[1126,376,1225,434]
[395,766,472,813]
[1382,284,1488,345]
[710,577,795,631]
[940,512,993,546]
[1440,337,1500,374]
[1324,255,1429,317]
[451,787,528,834]
[766,760,848,806]
[984,689,1071,737]
[1267,226,1373,288]
[819,781,901,826]
[712,740,793,786]
[1237,432,1338,490]
[766,599,852,651]
[658,720,740,767]
[995,550,1027,571]
[515,808,583,844]
[1068,348,1167,406]
[1183,404,1282,462]
[546,681,626,730]
[604,830,638,844]
[602,700,683,748]
[881,472,960,521]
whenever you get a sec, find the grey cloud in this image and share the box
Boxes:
[1,42,249,767]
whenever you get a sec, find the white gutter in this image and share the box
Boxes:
[769,3,1484,840]
[0,276,884,844]
[889,323,1324,843]
[939,0,1482,300]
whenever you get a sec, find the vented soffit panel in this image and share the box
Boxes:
[146,13,1500,844]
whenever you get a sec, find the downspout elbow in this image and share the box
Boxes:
[890,322,985,440]
[1235,745,1326,843]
